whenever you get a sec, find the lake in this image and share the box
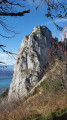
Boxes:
[0,77,12,88]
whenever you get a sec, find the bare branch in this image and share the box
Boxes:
[0,10,30,16]
[34,0,67,31]
[0,46,17,56]
[0,33,16,38]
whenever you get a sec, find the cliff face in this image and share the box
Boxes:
[8,25,53,100]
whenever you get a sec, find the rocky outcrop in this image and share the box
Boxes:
[8,25,53,100]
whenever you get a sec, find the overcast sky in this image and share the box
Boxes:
[0,0,67,65]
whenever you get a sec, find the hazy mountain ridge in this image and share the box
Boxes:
[0,70,13,79]
[0,65,14,71]
[0,65,14,78]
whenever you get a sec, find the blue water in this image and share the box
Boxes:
[0,77,12,88]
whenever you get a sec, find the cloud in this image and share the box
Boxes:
[45,18,67,25]
[0,53,15,65]
[0,54,7,57]
[54,18,67,23]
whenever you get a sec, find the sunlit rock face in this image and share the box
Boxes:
[8,25,53,100]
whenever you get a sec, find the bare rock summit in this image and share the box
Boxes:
[8,25,53,100]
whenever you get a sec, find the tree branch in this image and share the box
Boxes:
[0,10,30,16]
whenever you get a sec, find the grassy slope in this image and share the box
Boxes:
[0,58,67,120]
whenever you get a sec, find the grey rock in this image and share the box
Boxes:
[8,25,53,100]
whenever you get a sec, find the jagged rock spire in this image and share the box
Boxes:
[8,25,53,100]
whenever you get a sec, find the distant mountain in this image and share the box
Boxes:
[0,65,14,71]
[0,70,13,79]
[0,65,14,78]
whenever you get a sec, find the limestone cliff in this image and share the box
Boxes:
[8,25,53,100]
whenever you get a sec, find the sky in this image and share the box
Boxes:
[0,0,67,65]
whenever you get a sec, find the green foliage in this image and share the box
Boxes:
[40,77,50,91]
[1,88,9,98]
[24,109,67,120]
[33,87,38,95]
[33,71,63,96]
[33,85,40,95]
[43,99,48,105]
[24,115,50,120]
[52,80,62,91]
[40,74,63,92]
[51,108,67,120]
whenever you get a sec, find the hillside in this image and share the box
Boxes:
[32,59,67,94]
[0,58,67,120]
[8,25,67,101]
[0,25,67,120]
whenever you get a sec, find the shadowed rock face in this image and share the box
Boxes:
[8,25,53,100]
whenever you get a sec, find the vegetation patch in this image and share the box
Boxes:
[24,114,49,120]
[51,108,67,120]
[43,99,48,105]
[21,69,31,75]
[24,108,67,120]
[1,88,9,98]
[33,87,39,95]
